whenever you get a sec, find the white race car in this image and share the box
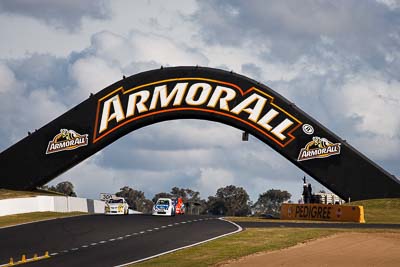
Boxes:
[152,198,175,216]
[105,197,129,215]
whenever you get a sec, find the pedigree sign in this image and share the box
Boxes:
[280,203,365,223]
[93,78,302,146]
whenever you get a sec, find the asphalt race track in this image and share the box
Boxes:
[0,214,239,267]
[2,216,398,267]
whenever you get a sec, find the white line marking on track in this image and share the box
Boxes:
[42,216,224,261]
[114,218,243,267]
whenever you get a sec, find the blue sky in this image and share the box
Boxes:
[0,0,399,202]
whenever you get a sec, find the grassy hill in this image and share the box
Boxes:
[0,189,65,200]
[349,198,400,224]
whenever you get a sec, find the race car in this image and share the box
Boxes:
[175,197,185,215]
[104,197,129,215]
[152,198,175,216]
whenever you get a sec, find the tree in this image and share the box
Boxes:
[47,181,77,196]
[170,187,188,201]
[252,189,291,215]
[152,192,172,203]
[184,188,201,202]
[207,185,251,216]
[170,187,202,202]
[116,186,153,213]
[206,196,227,215]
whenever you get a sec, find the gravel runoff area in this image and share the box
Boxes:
[219,232,400,267]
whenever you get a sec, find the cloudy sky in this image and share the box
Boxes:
[0,0,399,202]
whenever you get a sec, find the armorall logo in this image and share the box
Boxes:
[93,78,302,147]
[297,136,341,161]
[46,129,88,154]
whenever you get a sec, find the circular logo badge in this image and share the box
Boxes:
[302,124,314,135]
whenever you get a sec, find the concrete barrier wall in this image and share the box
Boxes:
[280,203,365,223]
[93,200,105,214]
[67,197,89,213]
[0,196,105,216]
[0,198,42,216]
[36,196,55,212]
[53,196,68,213]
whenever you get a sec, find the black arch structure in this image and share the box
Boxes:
[0,67,399,200]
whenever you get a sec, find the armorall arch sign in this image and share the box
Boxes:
[0,67,399,200]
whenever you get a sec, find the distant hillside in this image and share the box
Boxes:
[350,198,400,224]
[0,189,65,200]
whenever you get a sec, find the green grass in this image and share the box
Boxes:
[133,227,400,267]
[349,198,400,224]
[133,228,336,267]
[0,189,64,200]
[0,212,85,228]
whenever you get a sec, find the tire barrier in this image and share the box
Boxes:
[280,203,365,223]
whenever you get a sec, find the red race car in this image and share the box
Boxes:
[175,197,185,215]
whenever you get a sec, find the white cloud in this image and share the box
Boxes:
[0,0,111,31]
[0,81,67,145]
[0,63,16,93]
[326,72,400,160]
[196,168,235,198]
[194,0,400,70]
[376,0,400,10]
[87,29,210,69]
[338,73,400,137]
[127,30,209,67]
[90,31,134,67]
[69,56,122,101]
[66,28,210,104]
